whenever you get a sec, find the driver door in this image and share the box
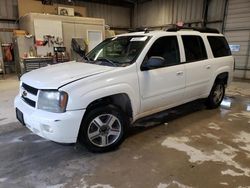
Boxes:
[137,36,185,113]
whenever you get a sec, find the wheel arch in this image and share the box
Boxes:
[214,72,229,85]
[207,71,229,98]
[85,93,133,121]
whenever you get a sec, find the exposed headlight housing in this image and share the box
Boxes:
[37,90,68,113]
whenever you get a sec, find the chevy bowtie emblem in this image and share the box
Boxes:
[22,90,28,98]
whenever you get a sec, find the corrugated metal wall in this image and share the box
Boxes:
[206,0,226,31]
[82,2,131,29]
[0,0,18,43]
[134,0,203,28]
[0,22,18,43]
[132,0,229,32]
[224,0,250,79]
[0,0,18,18]
[134,0,226,31]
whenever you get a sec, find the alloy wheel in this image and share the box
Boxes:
[87,114,122,147]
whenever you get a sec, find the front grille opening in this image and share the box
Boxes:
[22,83,38,95]
[22,97,36,108]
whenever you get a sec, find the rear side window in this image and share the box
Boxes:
[207,36,231,57]
[182,35,207,63]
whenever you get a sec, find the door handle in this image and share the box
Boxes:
[176,71,184,76]
[206,65,211,69]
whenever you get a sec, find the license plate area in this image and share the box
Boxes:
[16,108,25,126]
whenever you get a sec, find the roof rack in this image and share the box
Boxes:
[128,27,153,33]
[166,26,220,34]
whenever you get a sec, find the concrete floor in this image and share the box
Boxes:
[0,75,250,188]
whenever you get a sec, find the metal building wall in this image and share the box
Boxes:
[206,0,226,31]
[134,0,203,28]
[224,0,250,79]
[134,0,226,31]
[82,2,131,29]
[0,0,18,43]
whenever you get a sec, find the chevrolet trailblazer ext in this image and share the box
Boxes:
[15,27,234,152]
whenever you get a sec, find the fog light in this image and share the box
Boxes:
[43,124,53,133]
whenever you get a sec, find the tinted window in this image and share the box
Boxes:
[182,35,207,62]
[207,36,231,57]
[145,36,180,67]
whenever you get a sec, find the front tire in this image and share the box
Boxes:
[206,81,225,109]
[78,105,127,152]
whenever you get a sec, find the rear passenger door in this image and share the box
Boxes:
[181,35,212,100]
[138,36,185,113]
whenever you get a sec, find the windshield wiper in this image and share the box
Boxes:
[95,58,117,67]
[83,55,90,61]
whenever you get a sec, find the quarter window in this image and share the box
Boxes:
[182,35,207,62]
[145,36,180,67]
[207,36,231,58]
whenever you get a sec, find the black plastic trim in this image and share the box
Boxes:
[22,97,36,108]
[22,83,38,95]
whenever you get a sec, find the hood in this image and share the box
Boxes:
[21,62,114,89]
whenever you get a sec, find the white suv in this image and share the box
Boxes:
[15,28,234,152]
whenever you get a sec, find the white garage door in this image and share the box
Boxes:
[224,0,250,79]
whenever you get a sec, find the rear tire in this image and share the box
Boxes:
[206,81,225,109]
[78,105,127,152]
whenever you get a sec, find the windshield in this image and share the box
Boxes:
[86,36,150,67]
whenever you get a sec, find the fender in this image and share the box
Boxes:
[67,83,139,120]
[209,65,230,90]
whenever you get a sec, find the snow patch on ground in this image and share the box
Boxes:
[220,182,229,186]
[0,178,7,182]
[157,181,192,188]
[202,133,219,140]
[161,136,250,177]
[246,153,250,159]
[78,178,114,188]
[47,183,66,188]
[208,122,221,130]
[157,183,169,188]
[90,184,113,188]
[133,155,142,160]
[229,111,250,119]
[226,85,250,97]
[233,131,250,152]
[191,135,201,139]
[221,169,246,177]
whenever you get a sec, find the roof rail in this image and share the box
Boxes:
[166,26,220,34]
[128,27,153,33]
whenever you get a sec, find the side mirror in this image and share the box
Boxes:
[141,56,165,71]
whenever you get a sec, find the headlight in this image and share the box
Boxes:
[37,90,68,113]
